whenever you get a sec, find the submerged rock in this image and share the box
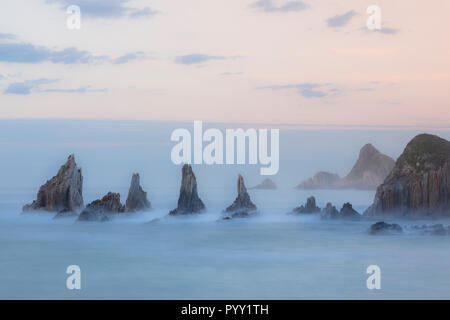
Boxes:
[23,154,83,213]
[408,224,448,236]
[339,202,362,219]
[224,175,257,218]
[365,134,450,218]
[125,173,151,212]
[169,164,205,215]
[78,192,125,222]
[250,178,277,190]
[292,196,321,214]
[321,202,340,220]
[369,221,403,235]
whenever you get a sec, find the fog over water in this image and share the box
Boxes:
[1,120,450,299]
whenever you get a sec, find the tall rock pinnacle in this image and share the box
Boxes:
[23,154,83,213]
[169,164,205,215]
[125,173,151,212]
[224,174,257,218]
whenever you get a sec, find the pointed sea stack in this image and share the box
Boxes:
[125,173,151,212]
[224,175,257,218]
[23,154,83,213]
[365,134,450,218]
[169,164,205,215]
[78,192,125,222]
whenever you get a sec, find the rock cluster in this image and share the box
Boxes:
[365,134,450,218]
[320,202,339,219]
[170,164,205,215]
[292,196,321,214]
[224,175,257,218]
[23,154,83,213]
[78,192,125,222]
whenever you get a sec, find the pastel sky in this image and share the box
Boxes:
[0,0,449,126]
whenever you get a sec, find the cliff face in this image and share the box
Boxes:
[170,164,205,215]
[365,134,450,217]
[224,175,257,218]
[296,144,395,190]
[23,154,83,213]
[125,173,151,212]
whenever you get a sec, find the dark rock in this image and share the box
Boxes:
[250,178,277,190]
[292,196,320,214]
[320,202,340,219]
[409,224,448,236]
[369,221,403,235]
[169,164,205,215]
[125,173,151,212]
[224,175,257,218]
[339,202,362,219]
[23,154,83,213]
[365,134,450,218]
[78,192,124,222]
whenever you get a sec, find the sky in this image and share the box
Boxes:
[0,0,449,126]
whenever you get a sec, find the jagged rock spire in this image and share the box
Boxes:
[23,154,83,213]
[125,173,151,212]
[224,174,257,218]
[170,164,205,215]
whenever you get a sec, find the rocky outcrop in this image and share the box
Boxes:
[78,192,124,222]
[320,202,339,219]
[339,144,396,189]
[365,134,450,218]
[250,178,277,190]
[169,164,205,215]
[339,202,361,219]
[369,222,403,235]
[125,173,151,212]
[23,154,83,213]
[224,175,257,218]
[291,196,320,214]
[296,172,340,189]
[296,144,395,190]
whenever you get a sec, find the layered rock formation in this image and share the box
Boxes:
[296,144,395,190]
[23,154,83,213]
[169,164,205,215]
[125,173,151,212]
[78,192,125,222]
[364,134,450,218]
[292,196,320,214]
[250,178,277,190]
[224,175,257,218]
